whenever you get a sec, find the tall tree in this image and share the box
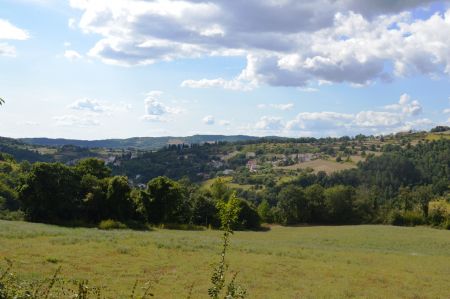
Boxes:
[145,176,184,223]
[18,162,81,223]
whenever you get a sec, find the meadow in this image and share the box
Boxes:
[1,220,449,298]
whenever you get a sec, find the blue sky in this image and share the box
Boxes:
[1,0,450,139]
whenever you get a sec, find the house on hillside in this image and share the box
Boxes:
[246,160,259,172]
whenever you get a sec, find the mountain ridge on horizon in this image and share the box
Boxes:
[18,134,261,150]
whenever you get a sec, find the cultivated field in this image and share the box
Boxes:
[276,159,357,174]
[0,220,449,298]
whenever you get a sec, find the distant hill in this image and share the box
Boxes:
[0,137,52,162]
[19,135,259,150]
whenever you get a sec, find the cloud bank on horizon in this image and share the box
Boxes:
[0,0,450,139]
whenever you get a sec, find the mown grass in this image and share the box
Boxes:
[1,220,449,298]
[275,159,357,174]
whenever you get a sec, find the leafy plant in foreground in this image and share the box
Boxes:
[208,192,247,299]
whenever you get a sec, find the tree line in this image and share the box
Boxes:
[1,139,449,230]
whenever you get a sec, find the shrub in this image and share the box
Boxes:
[389,210,425,226]
[428,200,450,228]
[443,218,450,230]
[98,219,127,230]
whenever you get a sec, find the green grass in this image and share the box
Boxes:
[1,220,449,298]
[202,176,256,191]
[426,132,450,141]
[275,159,357,174]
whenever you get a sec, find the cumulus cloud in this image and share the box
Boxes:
[69,0,450,88]
[202,115,215,125]
[354,111,401,127]
[142,91,182,122]
[384,93,422,116]
[287,112,354,131]
[255,116,284,131]
[64,49,83,61]
[0,19,29,57]
[282,93,431,135]
[0,19,29,40]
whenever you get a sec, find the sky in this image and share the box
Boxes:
[1,0,450,140]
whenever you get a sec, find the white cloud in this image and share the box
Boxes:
[0,19,29,57]
[354,111,401,127]
[181,78,254,91]
[298,87,319,92]
[0,19,29,40]
[0,43,16,57]
[274,103,294,111]
[68,18,77,29]
[68,98,106,112]
[384,93,422,116]
[142,91,182,122]
[255,116,284,131]
[69,1,450,88]
[287,111,354,131]
[443,108,450,114]
[68,98,131,114]
[64,49,83,61]
[53,115,100,127]
[202,115,215,125]
[283,93,432,135]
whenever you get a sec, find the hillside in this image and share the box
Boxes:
[20,135,259,150]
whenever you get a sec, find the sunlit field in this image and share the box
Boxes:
[1,220,449,298]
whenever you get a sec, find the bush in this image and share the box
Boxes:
[389,210,425,226]
[0,210,24,221]
[428,200,450,228]
[98,219,127,230]
[443,218,450,230]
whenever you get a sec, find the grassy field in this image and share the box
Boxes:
[0,221,449,298]
[276,159,357,174]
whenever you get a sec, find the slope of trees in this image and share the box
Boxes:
[0,138,449,230]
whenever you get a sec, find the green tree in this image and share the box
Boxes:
[235,199,260,230]
[104,176,134,221]
[257,199,273,223]
[75,158,111,179]
[276,185,309,225]
[210,178,231,201]
[324,185,355,224]
[190,190,219,227]
[145,176,184,223]
[304,184,326,223]
[412,185,433,217]
[18,162,81,223]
